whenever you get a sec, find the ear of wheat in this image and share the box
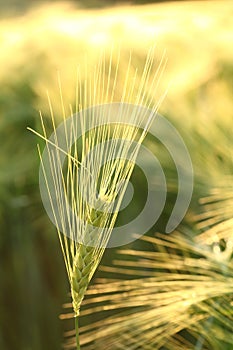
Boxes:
[28,48,166,349]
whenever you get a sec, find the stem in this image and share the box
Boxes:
[75,316,81,350]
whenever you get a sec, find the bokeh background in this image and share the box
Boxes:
[0,0,232,349]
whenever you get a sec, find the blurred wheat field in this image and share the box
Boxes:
[0,1,233,349]
[1,1,233,103]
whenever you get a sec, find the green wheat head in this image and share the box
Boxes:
[29,47,166,348]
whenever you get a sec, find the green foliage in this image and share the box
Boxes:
[0,62,67,350]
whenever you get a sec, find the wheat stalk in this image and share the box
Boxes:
[28,47,166,349]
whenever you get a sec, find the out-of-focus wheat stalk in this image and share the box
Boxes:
[62,180,233,350]
[194,179,233,246]
[29,48,166,349]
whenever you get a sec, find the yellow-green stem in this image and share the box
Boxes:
[75,316,80,350]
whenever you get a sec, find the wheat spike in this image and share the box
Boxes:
[29,47,166,348]
[71,198,112,315]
